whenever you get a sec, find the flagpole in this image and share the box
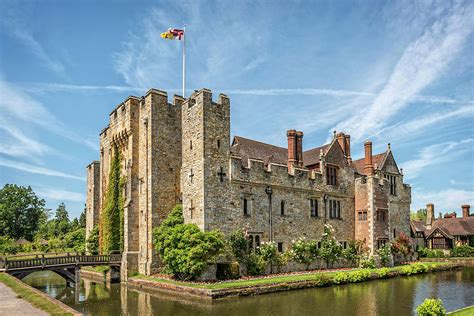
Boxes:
[183,25,186,98]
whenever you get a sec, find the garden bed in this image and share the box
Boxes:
[128,261,458,299]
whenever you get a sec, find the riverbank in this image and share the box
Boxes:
[0,273,81,315]
[128,261,459,299]
[447,305,474,315]
[420,257,474,266]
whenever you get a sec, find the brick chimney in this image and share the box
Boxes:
[426,203,434,228]
[296,131,303,167]
[364,141,374,176]
[336,132,346,155]
[287,130,303,169]
[462,205,470,218]
[345,134,351,164]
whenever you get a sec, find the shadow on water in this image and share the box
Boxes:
[23,268,474,316]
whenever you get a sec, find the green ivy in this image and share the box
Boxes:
[100,146,124,253]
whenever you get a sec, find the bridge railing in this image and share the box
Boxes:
[0,251,122,272]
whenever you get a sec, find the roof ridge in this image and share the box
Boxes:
[234,135,287,150]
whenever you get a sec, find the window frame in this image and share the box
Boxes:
[310,198,319,218]
[326,165,338,186]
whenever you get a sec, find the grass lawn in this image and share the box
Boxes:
[0,273,73,315]
[133,261,451,291]
[81,266,110,274]
[447,305,474,316]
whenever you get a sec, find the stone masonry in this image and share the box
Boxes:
[85,161,100,241]
[86,88,412,276]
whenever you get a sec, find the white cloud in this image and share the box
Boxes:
[35,187,86,202]
[0,80,98,155]
[401,138,474,180]
[412,188,474,213]
[0,157,85,181]
[0,3,65,75]
[333,2,474,142]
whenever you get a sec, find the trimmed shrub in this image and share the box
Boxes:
[0,236,19,255]
[376,267,390,278]
[416,298,446,316]
[419,248,445,258]
[450,245,474,257]
[348,270,371,283]
[400,263,428,276]
[333,272,350,284]
[314,274,330,287]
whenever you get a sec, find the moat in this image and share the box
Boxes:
[23,267,474,315]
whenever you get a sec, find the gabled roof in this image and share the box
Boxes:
[352,152,387,175]
[230,135,332,168]
[411,221,426,233]
[413,216,474,239]
[426,226,454,240]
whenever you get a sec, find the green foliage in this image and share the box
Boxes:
[333,272,350,284]
[87,225,100,254]
[319,224,342,268]
[228,230,248,265]
[359,256,376,269]
[342,240,368,267]
[79,210,86,228]
[54,202,70,235]
[419,248,445,258]
[245,251,267,276]
[377,267,390,278]
[376,244,392,267]
[313,273,330,286]
[64,228,85,251]
[416,298,446,316]
[450,245,474,257]
[0,184,47,241]
[101,147,124,253]
[154,205,225,280]
[469,236,474,247]
[289,238,318,269]
[48,237,66,252]
[400,263,428,276]
[259,242,284,273]
[0,236,20,254]
[348,269,371,283]
[411,208,427,221]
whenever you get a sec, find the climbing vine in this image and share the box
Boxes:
[100,145,124,253]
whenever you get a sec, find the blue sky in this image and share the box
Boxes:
[0,0,473,219]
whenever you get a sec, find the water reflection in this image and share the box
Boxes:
[23,268,473,316]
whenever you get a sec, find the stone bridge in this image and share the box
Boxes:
[0,252,122,286]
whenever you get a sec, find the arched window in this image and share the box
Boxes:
[248,235,254,251]
[255,235,261,248]
[280,200,285,216]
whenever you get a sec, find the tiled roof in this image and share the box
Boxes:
[411,220,426,233]
[352,152,387,175]
[415,217,474,238]
[230,136,330,168]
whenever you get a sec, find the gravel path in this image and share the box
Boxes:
[0,282,48,316]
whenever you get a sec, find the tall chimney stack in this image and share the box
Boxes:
[426,203,434,228]
[287,130,297,169]
[296,131,304,167]
[364,141,374,176]
[336,132,346,155]
[344,134,351,164]
[462,205,470,218]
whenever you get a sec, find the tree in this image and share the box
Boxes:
[65,228,85,252]
[54,202,70,235]
[410,208,427,221]
[153,205,224,280]
[0,184,47,241]
[101,146,124,253]
[79,209,86,228]
[319,224,342,268]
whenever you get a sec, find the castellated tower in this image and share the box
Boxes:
[181,89,231,230]
[93,89,182,279]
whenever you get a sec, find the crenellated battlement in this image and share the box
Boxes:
[229,155,324,190]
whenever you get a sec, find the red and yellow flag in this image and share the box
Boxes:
[160,28,185,40]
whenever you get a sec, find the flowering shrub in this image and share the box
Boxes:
[416,298,446,316]
[342,240,368,267]
[319,224,342,268]
[289,237,318,270]
[391,232,413,260]
[376,244,392,267]
[359,256,376,269]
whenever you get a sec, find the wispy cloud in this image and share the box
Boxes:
[333,2,474,142]
[0,80,98,156]
[0,157,85,181]
[0,2,65,75]
[401,138,474,180]
[412,188,474,213]
[35,187,86,202]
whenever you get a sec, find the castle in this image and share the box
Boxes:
[85,88,411,278]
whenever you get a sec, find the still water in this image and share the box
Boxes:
[24,268,473,316]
